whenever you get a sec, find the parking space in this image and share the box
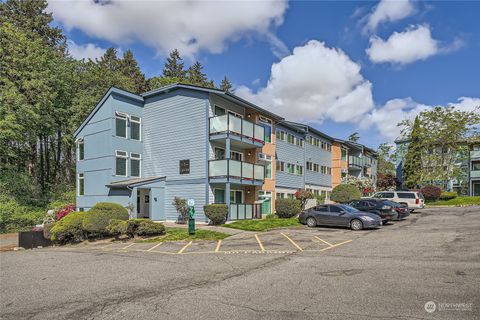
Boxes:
[72,228,355,256]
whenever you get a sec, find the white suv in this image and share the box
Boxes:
[372,191,425,212]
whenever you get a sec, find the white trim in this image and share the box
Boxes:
[214,146,244,161]
[213,188,244,204]
[77,138,84,161]
[115,150,128,177]
[115,111,128,138]
[78,173,85,196]
[130,115,141,141]
[130,152,141,177]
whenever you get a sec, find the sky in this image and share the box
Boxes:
[47,0,480,148]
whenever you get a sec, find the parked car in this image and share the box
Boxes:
[384,200,410,220]
[299,204,382,231]
[348,199,399,224]
[371,191,425,212]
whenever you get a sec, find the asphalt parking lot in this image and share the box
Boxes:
[1,206,479,320]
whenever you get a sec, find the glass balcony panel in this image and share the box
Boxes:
[245,205,253,219]
[228,115,242,135]
[471,150,480,159]
[242,162,254,179]
[229,160,242,178]
[254,124,265,142]
[254,164,264,180]
[209,160,227,177]
[230,205,238,220]
[243,120,254,138]
[210,115,228,134]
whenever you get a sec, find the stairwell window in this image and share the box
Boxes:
[115,150,128,176]
[115,112,127,138]
[78,173,84,196]
[77,138,84,161]
[130,116,141,141]
[131,153,141,177]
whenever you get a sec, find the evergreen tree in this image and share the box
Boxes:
[98,47,121,72]
[162,49,186,79]
[403,116,422,189]
[119,50,150,93]
[186,61,209,86]
[220,76,233,92]
[348,132,360,142]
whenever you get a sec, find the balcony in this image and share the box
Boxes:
[471,171,480,179]
[209,114,265,148]
[209,159,264,185]
[348,156,363,169]
[229,203,262,220]
[471,150,480,160]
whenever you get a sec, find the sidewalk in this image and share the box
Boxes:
[0,233,17,252]
[161,221,250,235]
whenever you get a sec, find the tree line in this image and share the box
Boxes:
[0,0,233,205]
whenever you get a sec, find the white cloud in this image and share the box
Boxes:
[236,40,374,123]
[48,0,288,58]
[366,24,443,65]
[363,0,415,33]
[67,40,107,60]
[365,97,480,141]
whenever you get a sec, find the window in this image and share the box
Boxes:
[115,111,127,138]
[383,192,395,198]
[115,150,128,176]
[329,206,343,213]
[313,163,319,172]
[214,189,225,203]
[296,165,303,175]
[78,173,84,196]
[130,153,141,177]
[265,162,272,179]
[306,162,313,171]
[276,161,285,172]
[230,150,243,161]
[214,105,226,116]
[77,139,84,161]
[214,147,226,160]
[276,192,285,199]
[230,190,243,204]
[314,205,328,212]
[286,163,295,174]
[296,138,304,148]
[472,161,480,171]
[397,192,416,199]
[130,116,141,140]
[276,129,286,141]
[259,116,272,143]
[287,133,295,144]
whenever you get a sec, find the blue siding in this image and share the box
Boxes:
[275,124,305,189]
[143,89,209,221]
[305,133,332,187]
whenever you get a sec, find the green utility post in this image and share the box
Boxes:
[187,199,195,235]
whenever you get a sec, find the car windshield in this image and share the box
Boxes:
[338,205,360,213]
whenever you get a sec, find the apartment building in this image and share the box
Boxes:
[469,143,480,196]
[75,83,378,221]
[74,84,282,221]
[274,121,333,203]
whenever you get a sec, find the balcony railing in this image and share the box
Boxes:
[348,156,363,168]
[471,150,480,159]
[209,114,265,145]
[229,203,262,220]
[209,159,265,184]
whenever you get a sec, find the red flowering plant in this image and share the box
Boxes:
[56,204,76,221]
[294,189,314,210]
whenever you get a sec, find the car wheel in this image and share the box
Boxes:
[306,217,317,228]
[410,209,415,213]
[350,219,363,231]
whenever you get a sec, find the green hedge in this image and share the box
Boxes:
[0,196,45,233]
[275,198,302,218]
[82,202,129,235]
[439,191,458,200]
[124,218,165,237]
[204,204,228,225]
[50,211,87,244]
[330,185,361,204]
[106,219,128,237]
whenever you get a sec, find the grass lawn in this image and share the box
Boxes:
[136,228,231,243]
[222,217,302,232]
[428,196,480,206]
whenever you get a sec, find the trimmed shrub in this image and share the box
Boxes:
[420,185,442,201]
[204,204,228,225]
[50,211,87,244]
[265,214,276,220]
[82,202,129,235]
[136,220,165,236]
[0,196,45,233]
[275,198,302,218]
[106,219,128,237]
[125,218,165,237]
[330,184,361,204]
[439,191,458,201]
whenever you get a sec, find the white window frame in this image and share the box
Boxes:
[265,160,272,179]
[77,138,84,161]
[130,115,141,141]
[130,152,141,177]
[115,111,128,138]
[276,129,286,141]
[115,150,128,177]
[214,146,243,161]
[214,105,226,116]
[78,173,85,196]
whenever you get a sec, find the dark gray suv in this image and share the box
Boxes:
[299,204,382,230]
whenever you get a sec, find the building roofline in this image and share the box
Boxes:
[73,87,143,138]
[106,176,166,188]
[142,83,284,120]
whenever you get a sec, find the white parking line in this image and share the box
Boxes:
[122,243,135,250]
[313,236,334,247]
[178,241,193,254]
[147,242,163,252]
